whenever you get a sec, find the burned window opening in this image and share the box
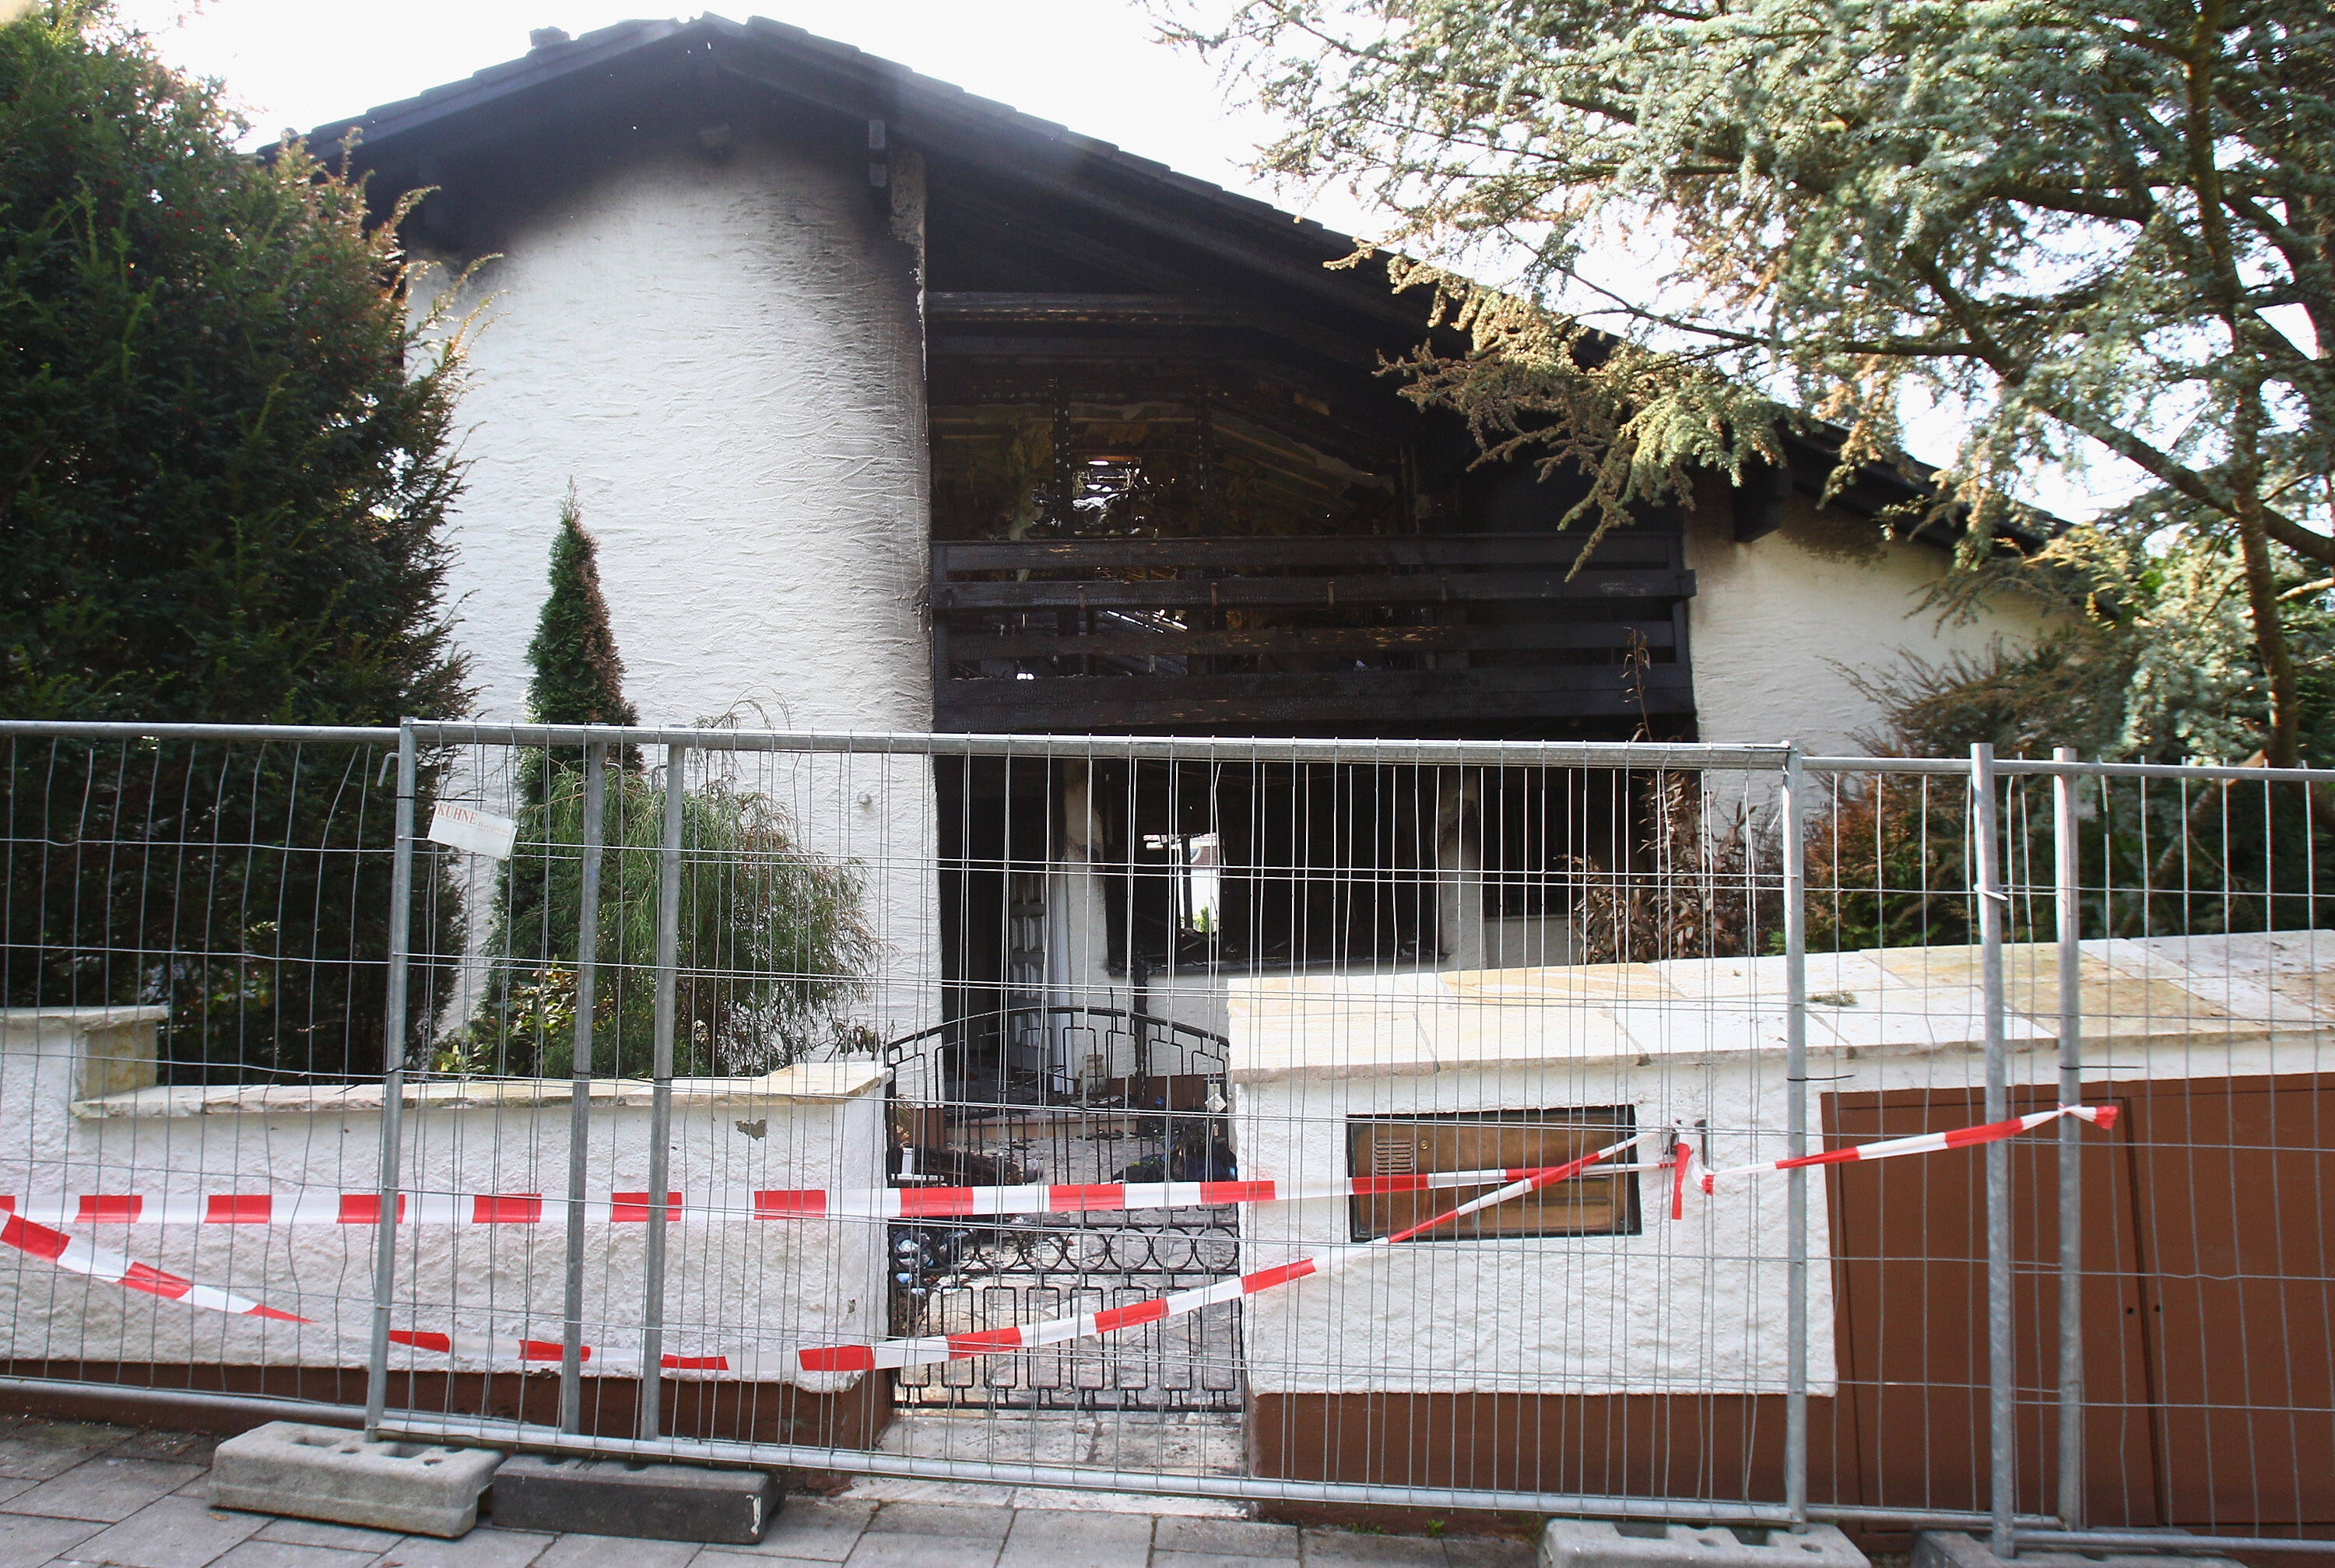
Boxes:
[923,300,1696,735]
[936,757,1719,1080]
[1067,761,1645,976]
[1347,1107,1644,1242]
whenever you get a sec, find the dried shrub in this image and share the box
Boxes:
[1571,773,1775,964]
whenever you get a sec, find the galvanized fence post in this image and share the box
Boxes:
[364,721,418,1435]
[560,740,608,1435]
[1782,744,1810,1528]
[1973,743,2016,1556]
[2052,747,2084,1531]
[637,740,686,1439]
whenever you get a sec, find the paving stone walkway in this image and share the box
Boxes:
[0,1416,1536,1568]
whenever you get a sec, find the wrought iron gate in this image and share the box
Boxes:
[883,1005,1244,1412]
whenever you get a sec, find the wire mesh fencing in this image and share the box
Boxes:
[2,719,2330,1549]
[1796,749,2335,1553]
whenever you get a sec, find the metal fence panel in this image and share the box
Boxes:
[4,718,2331,1549]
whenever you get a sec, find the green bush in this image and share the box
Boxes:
[1,2,468,726]
[465,764,874,1079]
[1801,626,2335,952]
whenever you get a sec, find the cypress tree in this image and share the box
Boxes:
[487,493,632,1066]
[472,495,873,1078]
[474,493,631,1073]
[525,489,637,731]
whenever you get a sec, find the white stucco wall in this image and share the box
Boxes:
[1229,964,1817,1400]
[417,133,930,733]
[410,130,940,1048]
[0,1009,886,1393]
[7,929,2328,1401]
[1684,490,2061,755]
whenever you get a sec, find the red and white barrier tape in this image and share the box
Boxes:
[1665,1103,2121,1219]
[0,1214,779,1374]
[0,1212,304,1323]
[0,1132,1660,1375]
[386,1135,1644,1377]
[0,1166,1661,1229]
[374,1326,785,1376]
[2,1107,2121,1374]
[0,1206,853,1376]
[795,1127,1662,1371]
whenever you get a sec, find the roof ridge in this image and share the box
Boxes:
[307,12,1359,254]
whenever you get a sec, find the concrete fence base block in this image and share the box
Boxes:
[1542,1521,1867,1568]
[1913,1535,2243,1568]
[209,1422,503,1538]
[487,1454,783,1544]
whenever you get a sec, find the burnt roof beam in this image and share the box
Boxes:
[932,293,1259,325]
[924,290,1390,372]
[928,188,1404,365]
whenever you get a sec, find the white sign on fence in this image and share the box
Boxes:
[427,803,518,861]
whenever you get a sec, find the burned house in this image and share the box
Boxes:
[16,26,2325,1535]
[322,15,2056,1089]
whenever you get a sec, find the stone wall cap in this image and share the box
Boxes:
[2,1005,172,1033]
[71,1058,887,1118]
[1227,930,2335,1082]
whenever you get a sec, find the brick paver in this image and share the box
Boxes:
[3,1458,207,1523]
[0,1417,1531,1568]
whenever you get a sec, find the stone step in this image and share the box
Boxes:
[1541,1521,1866,1568]
[489,1454,783,1545]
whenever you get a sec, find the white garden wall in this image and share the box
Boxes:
[1227,929,2335,1398]
[0,1009,887,1394]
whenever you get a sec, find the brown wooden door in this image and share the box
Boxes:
[1823,1086,2161,1525]
[2125,1075,2335,1528]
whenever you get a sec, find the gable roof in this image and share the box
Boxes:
[311,13,1432,340]
[311,13,2047,550]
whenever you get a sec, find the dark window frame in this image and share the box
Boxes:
[1346,1105,1642,1243]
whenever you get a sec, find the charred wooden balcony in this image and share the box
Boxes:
[929,534,1695,734]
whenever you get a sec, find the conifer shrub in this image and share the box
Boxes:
[462,500,873,1078]
[525,489,639,759]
